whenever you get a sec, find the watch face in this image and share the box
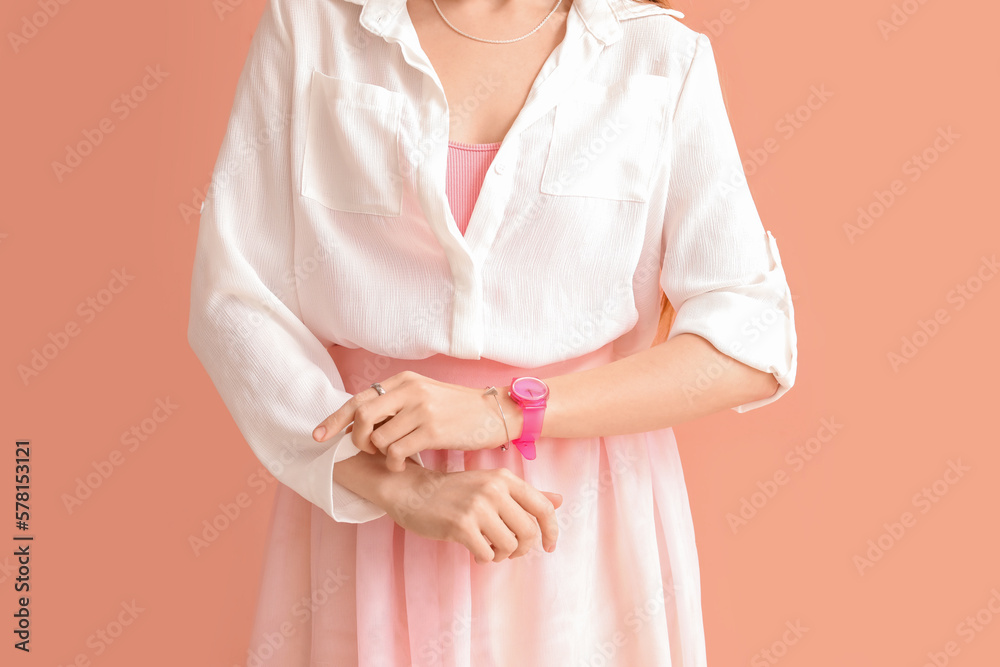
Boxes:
[512,376,549,400]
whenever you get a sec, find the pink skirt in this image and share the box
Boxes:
[242,341,707,666]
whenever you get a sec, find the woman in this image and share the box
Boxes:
[186,0,798,663]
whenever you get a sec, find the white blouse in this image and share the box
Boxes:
[186,0,798,523]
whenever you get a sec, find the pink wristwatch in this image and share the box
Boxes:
[507,376,549,460]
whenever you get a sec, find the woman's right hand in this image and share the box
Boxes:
[379,465,563,564]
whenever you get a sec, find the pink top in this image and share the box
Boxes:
[445,140,502,236]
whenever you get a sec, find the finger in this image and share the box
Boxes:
[506,477,560,553]
[370,410,420,464]
[479,512,520,563]
[541,491,564,509]
[350,390,406,454]
[456,528,495,565]
[381,421,429,473]
[497,496,542,559]
[313,377,407,444]
[312,398,358,443]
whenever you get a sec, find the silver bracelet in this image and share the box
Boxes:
[483,386,510,451]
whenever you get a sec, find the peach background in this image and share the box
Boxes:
[3,0,999,664]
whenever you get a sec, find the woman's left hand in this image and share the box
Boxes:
[312,371,522,472]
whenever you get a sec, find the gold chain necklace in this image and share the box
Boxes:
[429,0,564,44]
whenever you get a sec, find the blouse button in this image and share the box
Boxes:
[494,161,506,175]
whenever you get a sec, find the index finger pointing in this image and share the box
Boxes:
[313,398,355,443]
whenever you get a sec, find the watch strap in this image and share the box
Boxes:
[512,404,543,460]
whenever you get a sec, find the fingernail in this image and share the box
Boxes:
[313,426,326,440]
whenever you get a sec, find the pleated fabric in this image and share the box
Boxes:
[242,340,707,667]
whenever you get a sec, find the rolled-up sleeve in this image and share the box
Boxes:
[661,32,798,412]
[186,0,421,523]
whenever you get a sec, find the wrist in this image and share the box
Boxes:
[372,455,434,514]
[498,385,525,441]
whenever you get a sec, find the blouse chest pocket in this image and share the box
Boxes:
[540,74,673,203]
[300,70,406,217]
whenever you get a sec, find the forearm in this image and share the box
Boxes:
[499,333,779,440]
[331,449,422,509]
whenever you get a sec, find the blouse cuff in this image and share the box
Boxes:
[326,431,426,524]
[666,230,797,413]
